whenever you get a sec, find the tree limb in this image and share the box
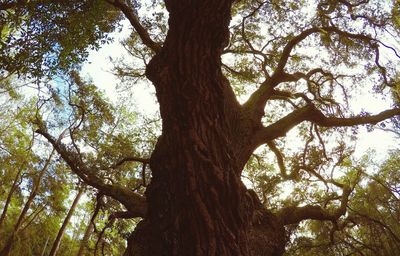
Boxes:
[266,141,298,180]
[243,26,377,118]
[277,186,351,225]
[253,105,400,147]
[253,105,318,146]
[310,108,400,127]
[111,156,150,169]
[271,26,374,81]
[35,129,147,217]
[109,210,139,220]
[105,0,161,53]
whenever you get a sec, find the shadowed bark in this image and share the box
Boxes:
[129,1,256,255]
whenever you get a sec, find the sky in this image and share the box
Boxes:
[81,19,158,116]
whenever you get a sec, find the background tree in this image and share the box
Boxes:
[1,0,400,255]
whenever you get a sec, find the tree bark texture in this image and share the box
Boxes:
[125,1,286,255]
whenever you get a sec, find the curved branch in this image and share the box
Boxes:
[272,26,374,80]
[253,105,400,146]
[244,26,377,118]
[273,27,322,79]
[266,141,298,180]
[278,186,351,225]
[35,129,147,217]
[253,105,317,146]
[105,0,161,53]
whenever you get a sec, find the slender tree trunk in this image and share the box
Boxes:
[0,151,54,256]
[49,186,84,256]
[0,168,22,229]
[41,236,50,256]
[77,223,94,256]
[77,194,102,256]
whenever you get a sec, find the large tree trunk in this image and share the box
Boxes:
[125,1,286,255]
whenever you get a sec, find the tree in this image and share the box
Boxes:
[0,79,87,255]
[2,0,400,255]
[48,185,84,256]
[285,152,400,255]
[0,149,54,256]
[77,193,103,256]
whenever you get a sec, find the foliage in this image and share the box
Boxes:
[0,0,122,77]
[0,0,400,255]
[285,152,400,255]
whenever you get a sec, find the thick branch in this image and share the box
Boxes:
[278,187,351,225]
[109,210,138,220]
[244,26,376,118]
[105,0,161,53]
[253,105,317,146]
[311,108,400,127]
[35,129,146,217]
[254,106,400,146]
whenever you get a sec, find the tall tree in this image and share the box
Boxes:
[2,0,400,255]
[0,150,54,256]
[0,168,22,229]
[49,186,84,256]
[76,193,103,256]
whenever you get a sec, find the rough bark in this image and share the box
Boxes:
[49,186,84,256]
[132,1,247,255]
[123,1,286,255]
